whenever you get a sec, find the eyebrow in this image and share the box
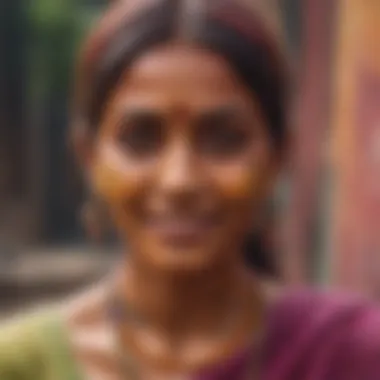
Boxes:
[199,105,240,116]
[118,107,163,120]
[194,105,245,122]
[116,103,247,122]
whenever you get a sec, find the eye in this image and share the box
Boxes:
[195,113,250,158]
[116,113,165,158]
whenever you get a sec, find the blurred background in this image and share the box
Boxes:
[0,0,379,318]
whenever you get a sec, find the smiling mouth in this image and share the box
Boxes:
[146,216,218,246]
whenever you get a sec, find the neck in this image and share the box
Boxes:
[116,256,255,339]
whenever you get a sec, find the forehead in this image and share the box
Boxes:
[108,44,256,111]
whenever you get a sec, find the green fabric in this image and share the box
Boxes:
[0,310,81,380]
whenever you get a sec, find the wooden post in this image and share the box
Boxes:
[0,1,31,246]
[329,0,380,295]
[282,0,335,284]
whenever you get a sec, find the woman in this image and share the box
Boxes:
[1,0,380,379]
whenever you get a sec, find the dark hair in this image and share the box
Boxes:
[73,0,289,276]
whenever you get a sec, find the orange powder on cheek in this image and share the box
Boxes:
[211,154,275,202]
[90,142,145,203]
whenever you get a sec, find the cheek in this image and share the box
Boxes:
[89,143,146,205]
[216,166,256,199]
[212,151,274,201]
[91,161,130,204]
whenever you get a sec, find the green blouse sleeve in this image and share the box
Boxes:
[0,310,81,380]
[0,312,51,380]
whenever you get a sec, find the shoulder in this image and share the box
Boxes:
[0,285,110,380]
[0,310,61,380]
[265,288,380,378]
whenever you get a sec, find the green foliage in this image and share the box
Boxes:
[29,0,75,33]
[27,0,105,98]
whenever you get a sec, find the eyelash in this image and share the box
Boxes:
[114,116,253,159]
[116,118,165,158]
[196,124,251,157]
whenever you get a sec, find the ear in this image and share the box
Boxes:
[70,122,95,173]
[261,139,286,198]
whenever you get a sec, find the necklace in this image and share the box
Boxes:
[107,293,142,379]
[105,274,268,379]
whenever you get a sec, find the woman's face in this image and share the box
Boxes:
[89,44,278,272]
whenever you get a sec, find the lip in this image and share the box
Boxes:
[145,216,218,246]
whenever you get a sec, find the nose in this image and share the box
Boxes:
[157,139,202,199]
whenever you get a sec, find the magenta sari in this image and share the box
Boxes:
[194,289,380,380]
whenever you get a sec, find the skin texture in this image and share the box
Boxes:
[91,44,277,271]
[67,43,280,379]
